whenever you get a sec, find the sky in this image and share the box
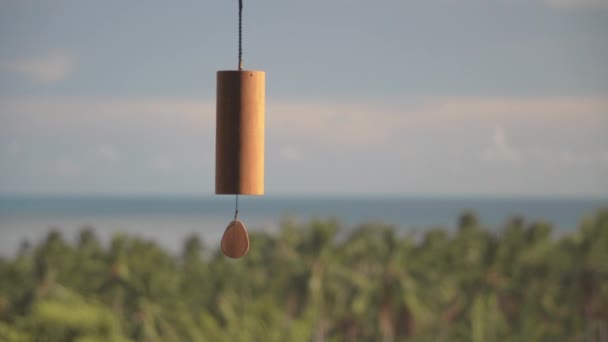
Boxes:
[0,0,607,197]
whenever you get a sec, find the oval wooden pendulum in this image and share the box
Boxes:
[216,70,265,258]
[221,220,250,258]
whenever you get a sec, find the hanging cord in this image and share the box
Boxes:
[234,194,239,220]
[235,0,243,220]
[233,0,243,221]
[238,0,243,70]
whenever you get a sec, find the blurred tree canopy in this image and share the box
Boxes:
[0,209,607,341]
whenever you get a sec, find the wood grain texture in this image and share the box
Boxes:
[215,70,265,195]
[221,220,250,258]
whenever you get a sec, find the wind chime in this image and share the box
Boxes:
[216,0,264,258]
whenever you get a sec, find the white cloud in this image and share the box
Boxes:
[481,127,523,164]
[0,97,215,137]
[269,102,396,147]
[0,51,76,83]
[268,96,608,153]
[1,95,606,146]
[0,95,606,195]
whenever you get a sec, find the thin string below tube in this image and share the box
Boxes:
[234,194,239,220]
[234,0,242,221]
[235,0,242,220]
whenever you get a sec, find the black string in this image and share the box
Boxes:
[235,0,243,221]
[234,194,239,220]
[238,0,243,70]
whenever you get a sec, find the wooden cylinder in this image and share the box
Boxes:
[215,70,265,195]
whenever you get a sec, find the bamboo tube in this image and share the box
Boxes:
[215,70,265,195]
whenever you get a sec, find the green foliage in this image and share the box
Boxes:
[0,209,607,341]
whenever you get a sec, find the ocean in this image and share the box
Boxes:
[0,195,606,256]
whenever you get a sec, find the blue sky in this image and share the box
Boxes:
[0,0,607,196]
